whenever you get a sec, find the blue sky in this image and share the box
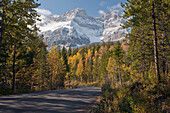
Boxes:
[37,0,127,17]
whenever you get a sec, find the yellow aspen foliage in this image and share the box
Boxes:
[76,58,84,78]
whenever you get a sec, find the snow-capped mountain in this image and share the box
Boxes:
[36,8,127,49]
[100,11,127,42]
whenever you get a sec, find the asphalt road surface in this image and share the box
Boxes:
[0,86,101,113]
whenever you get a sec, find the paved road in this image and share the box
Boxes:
[0,86,101,113]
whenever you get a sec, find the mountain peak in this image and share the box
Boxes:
[73,8,85,12]
[72,8,86,13]
[36,9,127,50]
[64,8,87,17]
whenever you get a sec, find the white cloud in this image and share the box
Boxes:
[35,9,52,16]
[107,3,122,12]
[100,1,107,6]
[98,10,105,15]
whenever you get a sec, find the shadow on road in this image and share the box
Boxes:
[0,86,101,113]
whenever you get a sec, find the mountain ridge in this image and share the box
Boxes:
[36,8,127,50]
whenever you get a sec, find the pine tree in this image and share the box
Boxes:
[99,52,109,82]
[112,41,124,86]
[67,47,72,57]
[122,0,170,82]
[61,46,69,72]
[0,0,40,92]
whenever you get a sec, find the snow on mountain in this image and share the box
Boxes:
[101,10,127,42]
[36,8,127,50]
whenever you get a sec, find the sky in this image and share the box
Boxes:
[37,0,127,17]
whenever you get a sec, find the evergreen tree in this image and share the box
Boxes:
[122,0,170,82]
[61,46,69,72]
[112,41,124,86]
[0,0,40,93]
[99,52,109,82]
[67,47,72,57]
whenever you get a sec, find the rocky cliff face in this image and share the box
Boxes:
[100,11,127,42]
[36,8,127,50]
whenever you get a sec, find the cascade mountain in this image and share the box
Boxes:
[36,8,127,50]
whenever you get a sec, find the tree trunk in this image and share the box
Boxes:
[0,2,4,52]
[152,1,160,82]
[42,60,45,90]
[162,34,166,75]
[51,71,53,89]
[12,44,16,93]
[142,27,146,79]
[118,64,122,86]
[114,74,117,88]
[142,47,145,78]
[154,0,170,47]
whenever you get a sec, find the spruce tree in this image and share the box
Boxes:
[112,41,124,86]
[61,46,69,72]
